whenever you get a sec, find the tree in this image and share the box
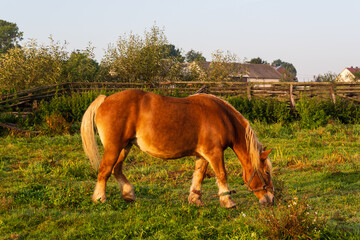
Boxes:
[247,57,268,64]
[314,72,337,82]
[103,25,182,84]
[353,71,360,82]
[0,38,67,93]
[272,59,297,82]
[0,20,23,55]
[63,46,99,82]
[161,44,184,62]
[272,59,297,76]
[185,50,206,63]
[208,50,242,82]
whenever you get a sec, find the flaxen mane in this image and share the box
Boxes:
[195,94,264,170]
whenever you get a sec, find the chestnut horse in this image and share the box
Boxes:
[81,89,274,208]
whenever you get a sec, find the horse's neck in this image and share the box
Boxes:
[209,95,258,171]
[232,120,260,173]
[230,120,249,166]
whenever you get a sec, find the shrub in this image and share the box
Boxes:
[227,96,295,124]
[332,98,360,124]
[37,91,105,124]
[296,96,360,128]
[1,90,359,137]
[296,97,330,129]
[43,112,70,135]
[257,197,326,239]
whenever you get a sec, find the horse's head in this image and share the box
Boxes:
[244,148,274,206]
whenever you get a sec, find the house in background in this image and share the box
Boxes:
[189,62,282,83]
[335,67,360,82]
[274,65,298,82]
[234,63,282,83]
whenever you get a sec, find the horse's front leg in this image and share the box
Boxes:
[206,151,237,209]
[188,157,209,206]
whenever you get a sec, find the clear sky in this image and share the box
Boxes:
[1,0,359,81]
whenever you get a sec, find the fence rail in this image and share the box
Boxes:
[1,81,360,113]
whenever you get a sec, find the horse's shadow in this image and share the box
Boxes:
[293,170,360,194]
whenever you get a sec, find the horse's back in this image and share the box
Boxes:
[95,90,235,158]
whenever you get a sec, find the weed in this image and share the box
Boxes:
[43,112,70,135]
[257,197,326,240]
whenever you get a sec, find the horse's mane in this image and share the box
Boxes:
[194,94,263,170]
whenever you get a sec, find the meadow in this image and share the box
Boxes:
[0,122,359,239]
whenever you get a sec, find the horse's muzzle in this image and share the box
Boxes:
[259,192,275,206]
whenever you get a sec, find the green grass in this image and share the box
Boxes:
[0,123,359,239]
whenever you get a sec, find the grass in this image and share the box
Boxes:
[0,123,359,239]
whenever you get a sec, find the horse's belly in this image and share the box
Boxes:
[132,135,194,159]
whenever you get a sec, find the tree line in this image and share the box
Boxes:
[1,20,300,94]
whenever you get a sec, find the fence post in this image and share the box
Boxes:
[289,83,296,110]
[247,83,252,101]
[330,83,336,104]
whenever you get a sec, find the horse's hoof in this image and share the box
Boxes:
[220,197,237,209]
[122,190,135,202]
[92,196,106,203]
[123,196,136,202]
[188,193,205,207]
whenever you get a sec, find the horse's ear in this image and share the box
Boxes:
[260,148,272,161]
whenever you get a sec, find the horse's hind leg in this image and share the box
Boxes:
[112,144,135,202]
[92,146,123,203]
[188,157,209,206]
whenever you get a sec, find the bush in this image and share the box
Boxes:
[227,96,295,124]
[296,96,360,128]
[228,95,359,129]
[257,197,326,239]
[296,97,330,129]
[332,98,360,124]
[43,112,70,135]
[1,91,359,136]
[37,91,106,124]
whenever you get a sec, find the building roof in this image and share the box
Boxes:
[347,67,360,74]
[244,64,282,79]
[195,62,282,79]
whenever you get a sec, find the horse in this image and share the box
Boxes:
[81,89,274,208]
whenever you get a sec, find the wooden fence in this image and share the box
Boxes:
[1,81,360,113]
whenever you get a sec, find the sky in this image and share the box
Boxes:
[1,0,359,81]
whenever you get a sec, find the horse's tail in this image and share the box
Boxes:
[81,95,107,170]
